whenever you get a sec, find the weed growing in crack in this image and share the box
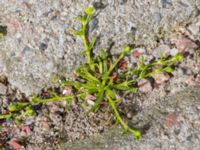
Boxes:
[0,7,183,139]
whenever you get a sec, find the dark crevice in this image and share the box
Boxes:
[0,25,7,36]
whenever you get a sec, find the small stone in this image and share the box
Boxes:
[187,24,199,36]
[87,99,95,106]
[111,72,118,81]
[9,139,22,150]
[22,46,31,54]
[62,86,72,96]
[20,125,32,135]
[8,19,22,33]
[181,67,193,75]
[92,2,106,10]
[132,48,145,59]
[0,83,7,95]
[174,128,180,135]
[40,121,50,130]
[48,103,60,113]
[186,135,193,141]
[0,74,7,83]
[169,48,178,56]
[186,75,195,84]
[39,43,48,51]
[165,113,178,129]
[89,18,99,32]
[134,47,146,54]
[86,94,96,106]
[195,74,200,83]
[15,33,22,39]
[132,50,141,57]
[126,112,133,119]
[138,79,152,93]
[86,94,96,101]
[175,37,198,53]
[153,44,170,58]
[153,73,170,85]
[119,60,128,69]
[153,12,162,24]
[160,0,172,8]
[120,0,128,5]
[196,105,200,110]
[185,75,197,86]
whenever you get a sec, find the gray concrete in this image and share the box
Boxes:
[0,0,199,95]
[60,86,200,150]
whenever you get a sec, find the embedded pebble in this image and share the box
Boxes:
[138,79,152,93]
[0,0,200,149]
[175,37,198,53]
[0,0,198,96]
[169,48,178,56]
[153,12,162,24]
[153,73,170,85]
[153,44,170,58]
[0,83,7,95]
[185,75,198,86]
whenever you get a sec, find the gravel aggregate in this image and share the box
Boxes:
[0,0,200,149]
[0,0,199,95]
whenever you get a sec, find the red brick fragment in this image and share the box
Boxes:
[165,113,178,129]
[175,37,198,53]
[132,50,142,57]
[111,72,118,82]
[20,125,31,135]
[119,60,128,69]
[10,139,21,150]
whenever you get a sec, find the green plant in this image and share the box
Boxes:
[0,6,183,139]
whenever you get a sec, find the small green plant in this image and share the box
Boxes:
[0,6,183,139]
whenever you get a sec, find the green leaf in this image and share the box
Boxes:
[123,46,131,54]
[96,56,103,74]
[64,81,84,90]
[0,33,3,39]
[76,67,100,83]
[0,113,12,119]
[163,66,174,73]
[171,53,183,62]
[89,36,97,50]
[112,85,138,93]
[25,107,36,116]
[68,28,84,36]
[130,129,142,140]
[9,102,27,111]
[110,80,136,91]
[84,7,96,16]
[88,89,104,113]
[101,48,108,73]
[139,56,145,65]
[74,16,87,24]
[14,118,22,125]
[106,88,116,99]
[8,105,17,111]
[30,95,39,103]
[106,91,141,139]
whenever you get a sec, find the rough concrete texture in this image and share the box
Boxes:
[60,86,200,150]
[0,0,199,95]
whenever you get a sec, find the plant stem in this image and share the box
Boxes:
[108,50,127,76]
[0,113,12,119]
[32,93,85,104]
[106,93,141,139]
